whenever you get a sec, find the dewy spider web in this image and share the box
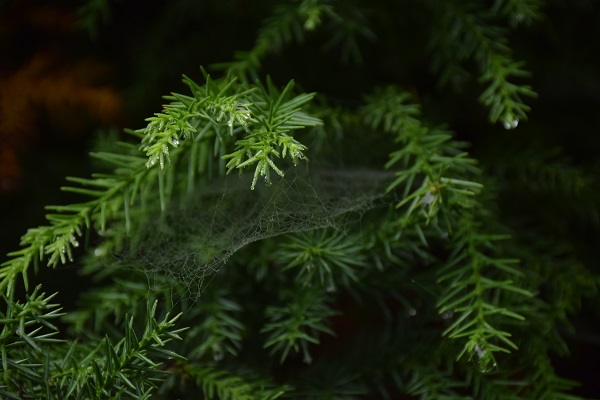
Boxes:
[118,165,397,298]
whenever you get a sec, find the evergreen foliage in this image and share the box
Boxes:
[2,0,599,398]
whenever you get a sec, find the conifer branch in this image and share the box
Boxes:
[62,271,158,335]
[429,1,538,128]
[295,366,368,399]
[320,2,376,64]
[0,293,186,398]
[222,79,322,189]
[277,229,366,291]
[491,0,545,27]
[49,301,186,399]
[140,74,256,169]
[185,288,245,361]
[0,141,153,297]
[361,86,482,231]
[261,288,336,364]
[77,0,113,37]
[488,146,591,195]
[214,0,336,81]
[525,351,584,399]
[0,287,63,397]
[174,364,289,400]
[361,85,531,370]
[405,368,469,399]
[0,73,320,297]
[437,216,532,372]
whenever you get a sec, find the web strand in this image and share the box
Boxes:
[118,166,397,299]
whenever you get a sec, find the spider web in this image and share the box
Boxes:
[118,165,397,298]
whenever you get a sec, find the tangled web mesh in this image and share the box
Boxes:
[119,166,397,298]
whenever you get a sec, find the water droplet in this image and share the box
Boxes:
[475,358,497,373]
[213,351,224,361]
[422,192,436,205]
[408,308,417,317]
[441,311,453,319]
[94,248,106,257]
[473,344,497,373]
[326,283,336,293]
[172,139,179,146]
[503,118,519,130]
[72,240,79,248]
[475,344,485,358]
[61,246,66,254]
